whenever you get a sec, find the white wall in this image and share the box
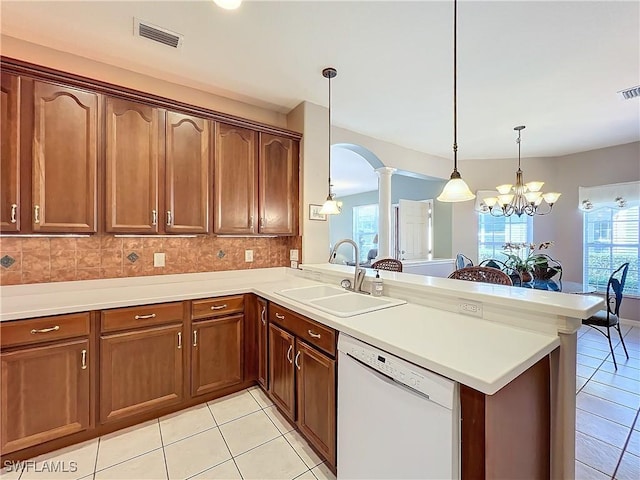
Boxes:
[452,142,640,322]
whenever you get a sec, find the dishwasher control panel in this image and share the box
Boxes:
[338,333,456,410]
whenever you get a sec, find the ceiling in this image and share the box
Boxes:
[331,146,379,197]
[2,0,638,160]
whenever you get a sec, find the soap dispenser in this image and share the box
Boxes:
[371,270,384,296]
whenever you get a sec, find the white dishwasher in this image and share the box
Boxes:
[337,334,460,479]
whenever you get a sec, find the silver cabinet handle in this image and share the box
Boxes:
[259,217,265,229]
[193,330,198,347]
[275,313,285,320]
[294,351,301,370]
[151,209,157,226]
[249,215,254,229]
[81,349,87,370]
[210,304,227,310]
[166,210,172,226]
[177,331,182,349]
[308,330,321,339]
[34,205,40,224]
[286,345,293,363]
[31,325,60,334]
[135,313,156,320]
[260,306,266,326]
[10,204,17,223]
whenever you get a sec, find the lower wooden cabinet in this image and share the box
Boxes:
[1,338,90,453]
[99,323,183,424]
[268,323,296,419]
[192,314,243,397]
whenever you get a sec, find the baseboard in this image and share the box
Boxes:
[619,317,639,327]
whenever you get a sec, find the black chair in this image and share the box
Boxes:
[455,253,473,270]
[582,263,630,369]
[479,259,523,287]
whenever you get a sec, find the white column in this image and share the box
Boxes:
[375,167,396,259]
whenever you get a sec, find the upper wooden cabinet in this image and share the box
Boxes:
[214,123,258,234]
[0,73,20,232]
[105,98,160,233]
[259,134,299,235]
[214,124,299,235]
[105,98,211,234]
[1,77,99,233]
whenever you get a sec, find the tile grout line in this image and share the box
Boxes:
[611,408,640,479]
[214,418,245,480]
[156,419,170,480]
[91,437,101,480]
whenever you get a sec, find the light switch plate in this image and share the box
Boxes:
[153,252,165,267]
[245,250,254,262]
[290,249,299,261]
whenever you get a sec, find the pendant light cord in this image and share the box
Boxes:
[328,72,332,194]
[452,0,458,173]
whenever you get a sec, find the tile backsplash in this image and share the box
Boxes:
[0,235,302,285]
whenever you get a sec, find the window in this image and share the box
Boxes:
[478,214,532,262]
[353,204,379,262]
[583,206,639,296]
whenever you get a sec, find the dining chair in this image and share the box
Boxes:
[582,262,630,369]
[455,253,473,270]
[448,266,513,286]
[371,258,403,272]
[478,259,523,287]
[532,254,563,282]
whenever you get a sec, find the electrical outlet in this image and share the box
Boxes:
[457,300,483,318]
[290,260,298,269]
[290,249,299,261]
[153,252,165,267]
[245,250,254,262]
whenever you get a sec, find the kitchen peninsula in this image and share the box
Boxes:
[0,264,603,479]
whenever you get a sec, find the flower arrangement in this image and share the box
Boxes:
[501,241,554,280]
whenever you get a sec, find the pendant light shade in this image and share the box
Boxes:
[437,0,475,203]
[320,67,341,215]
[213,0,242,10]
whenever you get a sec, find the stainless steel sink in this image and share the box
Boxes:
[277,284,406,317]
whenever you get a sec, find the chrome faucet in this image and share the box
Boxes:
[328,239,369,294]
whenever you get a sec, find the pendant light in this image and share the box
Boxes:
[213,0,242,10]
[320,67,341,215]
[437,0,475,203]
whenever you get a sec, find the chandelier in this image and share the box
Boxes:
[482,126,561,217]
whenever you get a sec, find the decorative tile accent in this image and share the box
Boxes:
[217,250,226,259]
[127,252,140,263]
[1,255,15,268]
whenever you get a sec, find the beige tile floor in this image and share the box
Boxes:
[2,325,639,480]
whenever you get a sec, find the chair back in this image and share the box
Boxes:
[455,253,473,270]
[479,259,523,286]
[532,254,563,282]
[607,263,629,317]
[448,266,513,286]
[371,258,403,272]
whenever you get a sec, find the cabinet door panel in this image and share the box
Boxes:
[165,112,210,233]
[257,298,268,389]
[0,73,20,232]
[1,338,90,453]
[191,314,243,397]
[214,123,257,234]
[105,98,159,233]
[31,81,98,232]
[268,323,295,420]
[259,134,298,235]
[296,340,336,467]
[100,324,183,424]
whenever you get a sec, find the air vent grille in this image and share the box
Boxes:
[134,18,183,48]
[618,85,640,100]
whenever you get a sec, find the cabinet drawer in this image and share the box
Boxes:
[269,304,336,357]
[1,313,90,348]
[192,295,244,320]
[101,302,183,333]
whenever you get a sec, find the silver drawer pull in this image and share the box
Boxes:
[81,349,87,370]
[275,313,285,320]
[308,330,321,339]
[30,325,60,334]
[151,209,157,226]
[135,313,156,320]
[177,332,182,349]
[210,304,227,310]
[193,330,198,347]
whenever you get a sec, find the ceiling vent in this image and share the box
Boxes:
[618,85,640,100]
[134,18,183,49]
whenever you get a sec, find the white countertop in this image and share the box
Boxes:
[1,267,563,395]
